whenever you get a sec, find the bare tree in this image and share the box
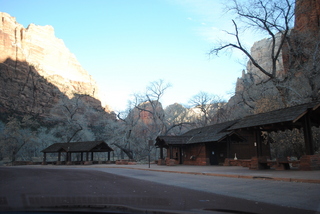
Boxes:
[210,0,295,106]
[113,80,193,161]
[49,94,96,143]
[164,103,194,135]
[188,91,226,126]
[0,115,39,163]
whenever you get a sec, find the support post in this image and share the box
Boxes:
[302,112,314,155]
[42,152,47,165]
[160,147,164,159]
[227,137,230,159]
[255,129,262,157]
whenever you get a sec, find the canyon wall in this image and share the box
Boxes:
[0,12,110,119]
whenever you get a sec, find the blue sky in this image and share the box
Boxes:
[0,0,261,111]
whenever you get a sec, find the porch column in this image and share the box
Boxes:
[108,152,110,161]
[81,152,84,161]
[91,152,94,161]
[254,129,262,157]
[160,147,164,159]
[42,152,47,165]
[68,152,71,162]
[302,112,314,155]
[227,137,230,159]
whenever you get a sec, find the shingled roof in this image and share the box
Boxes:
[41,141,113,153]
[228,101,320,131]
[156,120,241,147]
[181,120,239,143]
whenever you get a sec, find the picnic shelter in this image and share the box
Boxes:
[41,141,114,165]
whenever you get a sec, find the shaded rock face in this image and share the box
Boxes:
[0,12,110,120]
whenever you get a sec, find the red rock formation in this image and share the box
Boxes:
[295,0,320,33]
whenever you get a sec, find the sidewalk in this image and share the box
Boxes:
[94,163,320,184]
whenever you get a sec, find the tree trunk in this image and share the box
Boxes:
[112,143,134,160]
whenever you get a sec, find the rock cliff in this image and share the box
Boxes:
[221,0,320,121]
[0,12,109,119]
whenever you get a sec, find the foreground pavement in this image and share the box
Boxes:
[2,166,320,214]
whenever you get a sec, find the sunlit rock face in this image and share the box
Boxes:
[0,12,110,117]
[0,12,103,97]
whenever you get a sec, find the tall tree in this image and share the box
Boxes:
[210,0,295,106]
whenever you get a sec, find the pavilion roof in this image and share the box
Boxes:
[41,141,114,153]
[228,101,320,131]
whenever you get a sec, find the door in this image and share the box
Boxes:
[209,149,219,165]
[179,147,183,164]
[207,143,219,165]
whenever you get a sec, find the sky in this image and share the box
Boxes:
[0,0,263,112]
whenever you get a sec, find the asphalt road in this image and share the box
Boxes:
[0,166,319,214]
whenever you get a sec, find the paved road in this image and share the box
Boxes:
[0,166,319,214]
[90,166,320,212]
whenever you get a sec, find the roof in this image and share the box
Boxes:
[41,141,114,153]
[228,101,320,131]
[181,120,239,144]
[155,136,191,146]
[156,120,241,147]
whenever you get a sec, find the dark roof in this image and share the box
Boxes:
[228,101,320,131]
[156,120,240,146]
[156,136,190,145]
[41,141,113,153]
[181,120,239,144]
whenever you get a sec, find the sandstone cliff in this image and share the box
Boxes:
[0,12,110,119]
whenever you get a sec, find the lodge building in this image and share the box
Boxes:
[156,101,320,170]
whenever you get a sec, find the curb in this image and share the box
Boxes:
[104,166,320,184]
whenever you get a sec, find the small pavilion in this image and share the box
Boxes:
[41,141,113,165]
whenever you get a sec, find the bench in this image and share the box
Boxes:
[264,159,300,170]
